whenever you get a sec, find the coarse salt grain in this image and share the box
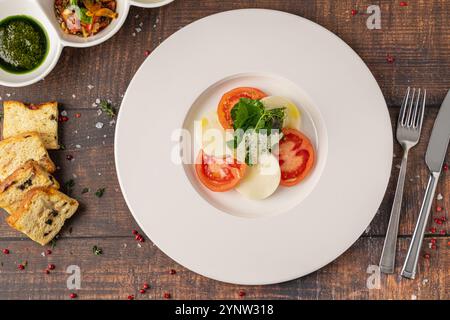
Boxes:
[60,110,68,116]
[95,122,104,129]
[437,193,443,200]
[87,84,94,90]
[97,109,103,116]
[75,144,81,149]
[72,94,76,98]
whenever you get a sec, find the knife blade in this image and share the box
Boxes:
[425,90,450,172]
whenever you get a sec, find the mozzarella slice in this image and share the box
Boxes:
[196,111,233,157]
[261,96,301,130]
[235,153,281,200]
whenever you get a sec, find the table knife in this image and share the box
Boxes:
[401,89,450,279]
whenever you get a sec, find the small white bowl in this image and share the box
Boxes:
[0,0,175,87]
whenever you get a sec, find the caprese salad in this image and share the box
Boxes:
[195,87,315,200]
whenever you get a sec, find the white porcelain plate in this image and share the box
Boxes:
[115,9,392,285]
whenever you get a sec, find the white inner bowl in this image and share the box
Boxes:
[182,72,328,218]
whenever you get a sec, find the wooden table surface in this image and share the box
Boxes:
[0,0,449,300]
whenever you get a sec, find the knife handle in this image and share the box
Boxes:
[401,172,439,279]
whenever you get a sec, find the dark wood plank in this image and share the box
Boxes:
[0,108,447,239]
[0,0,449,107]
[0,0,449,300]
[0,236,447,299]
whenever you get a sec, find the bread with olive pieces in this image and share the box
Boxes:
[7,187,78,246]
[0,132,56,182]
[0,160,59,214]
[2,101,59,149]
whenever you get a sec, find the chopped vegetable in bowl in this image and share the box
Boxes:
[54,0,118,37]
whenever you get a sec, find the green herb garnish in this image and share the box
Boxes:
[64,179,75,195]
[228,98,285,165]
[81,187,90,194]
[79,8,93,24]
[99,100,116,118]
[95,188,105,198]
[231,98,285,132]
[92,245,103,256]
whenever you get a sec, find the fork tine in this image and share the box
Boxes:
[411,88,421,128]
[405,88,416,127]
[399,87,410,126]
[417,89,426,129]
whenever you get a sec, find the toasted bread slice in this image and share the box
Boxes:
[0,132,56,182]
[7,187,78,245]
[0,160,59,214]
[2,101,59,149]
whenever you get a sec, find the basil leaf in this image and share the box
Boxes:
[80,8,93,24]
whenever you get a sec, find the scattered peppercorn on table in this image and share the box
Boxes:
[0,0,448,300]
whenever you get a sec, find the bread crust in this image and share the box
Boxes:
[7,187,79,245]
[0,160,59,213]
[0,132,56,182]
[2,101,59,149]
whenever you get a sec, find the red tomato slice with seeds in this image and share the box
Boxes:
[217,87,267,129]
[278,128,315,187]
[195,150,247,192]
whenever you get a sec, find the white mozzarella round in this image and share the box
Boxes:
[235,153,281,200]
[261,96,301,130]
[196,111,233,157]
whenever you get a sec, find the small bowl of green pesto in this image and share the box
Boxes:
[0,16,49,74]
[0,0,63,87]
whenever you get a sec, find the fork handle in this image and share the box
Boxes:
[379,149,409,274]
[401,172,439,279]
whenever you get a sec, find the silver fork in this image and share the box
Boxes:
[379,87,426,274]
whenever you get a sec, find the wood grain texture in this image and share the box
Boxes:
[0,108,446,238]
[0,0,449,300]
[0,237,447,299]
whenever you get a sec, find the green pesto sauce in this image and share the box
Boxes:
[0,15,49,74]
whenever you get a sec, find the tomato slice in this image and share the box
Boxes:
[195,150,247,192]
[278,128,315,187]
[217,87,267,129]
